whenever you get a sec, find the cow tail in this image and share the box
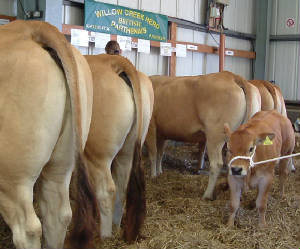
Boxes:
[109,55,146,243]
[69,152,100,249]
[6,21,99,249]
[261,80,278,110]
[233,74,253,122]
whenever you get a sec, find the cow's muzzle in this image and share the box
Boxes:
[231,167,243,175]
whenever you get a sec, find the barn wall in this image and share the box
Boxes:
[63,0,255,79]
[223,0,256,34]
[267,0,300,101]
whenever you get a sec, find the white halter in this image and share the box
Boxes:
[228,146,300,168]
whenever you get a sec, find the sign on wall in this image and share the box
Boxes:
[84,0,168,42]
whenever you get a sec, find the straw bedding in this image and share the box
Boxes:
[0,136,299,249]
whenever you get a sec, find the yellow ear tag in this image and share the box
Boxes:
[263,136,273,145]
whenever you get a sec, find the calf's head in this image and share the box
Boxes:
[224,123,275,176]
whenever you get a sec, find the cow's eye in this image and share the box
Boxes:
[249,147,254,153]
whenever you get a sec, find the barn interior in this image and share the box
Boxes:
[0,0,299,249]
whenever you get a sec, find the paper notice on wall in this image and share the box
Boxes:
[138,39,150,54]
[160,42,172,56]
[225,50,234,56]
[176,44,187,57]
[94,33,111,48]
[187,44,198,51]
[71,29,89,47]
[117,35,132,51]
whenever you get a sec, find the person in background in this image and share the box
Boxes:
[105,40,131,86]
[105,40,121,55]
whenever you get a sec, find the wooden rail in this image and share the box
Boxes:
[62,23,256,60]
[0,15,17,22]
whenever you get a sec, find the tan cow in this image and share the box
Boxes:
[249,80,275,111]
[146,71,261,200]
[225,110,295,227]
[248,80,294,172]
[0,21,98,249]
[249,80,287,116]
[84,54,154,242]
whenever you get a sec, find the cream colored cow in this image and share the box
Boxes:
[249,80,287,116]
[146,71,261,200]
[0,21,98,249]
[84,54,154,242]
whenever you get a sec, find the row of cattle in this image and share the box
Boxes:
[0,20,295,249]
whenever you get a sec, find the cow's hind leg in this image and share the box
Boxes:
[146,122,159,177]
[196,142,207,173]
[86,155,116,238]
[279,158,290,198]
[156,136,166,175]
[111,141,135,230]
[203,137,224,200]
[36,116,74,249]
[0,184,42,249]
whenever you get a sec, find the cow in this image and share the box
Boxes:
[0,21,98,249]
[248,80,275,111]
[225,110,295,227]
[249,80,287,116]
[248,80,294,172]
[145,71,261,200]
[84,54,154,242]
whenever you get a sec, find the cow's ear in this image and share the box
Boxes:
[255,133,275,146]
[224,123,231,143]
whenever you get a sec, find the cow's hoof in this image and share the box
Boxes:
[202,193,215,201]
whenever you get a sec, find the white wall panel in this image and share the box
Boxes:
[118,0,138,9]
[271,0,299,35]
[138,48,167,75]
[177,27,193,42]
[176,51,193,76]
[0,0,16,16]
[140,0,160,13]
[223,0,255,34]
[206,54,219,74]
[177,0,195,22]
[193,30,206,44]
[192,52,204,75]
[100,0,118,4]
[268,41,299,101]
[160,0,177,18]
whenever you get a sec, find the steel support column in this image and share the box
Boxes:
[254,0,272,80]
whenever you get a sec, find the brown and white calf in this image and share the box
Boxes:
[224,110,295,227]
